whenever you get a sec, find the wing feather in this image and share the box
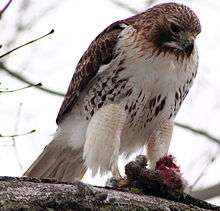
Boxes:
[56,21,125,124]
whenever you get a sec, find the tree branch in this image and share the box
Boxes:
[109,0,157,15]
[0,63,65,97]
[12,102,24,171]
[0,29,54,59]
[0,83,41,93]
[0,129,36,138]
[0,176,218,210]
[0,0,13,18]
[174,122,220,146]
[190,183,220,201]
[109,0,139,14]
[189,151,219,191]
[145,0,157,7]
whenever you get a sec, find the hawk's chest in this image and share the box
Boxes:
[119,46,198,136]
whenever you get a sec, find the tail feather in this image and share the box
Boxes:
[23,142,86,182]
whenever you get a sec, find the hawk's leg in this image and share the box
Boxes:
[83,104,126,177]
[106,149,129,188]
[111,162,122,179]
[147,120,174,169]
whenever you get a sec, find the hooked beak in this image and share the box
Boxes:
[180,35,194,55]
[162,34,195,56]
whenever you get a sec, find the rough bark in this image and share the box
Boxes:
[0,176,219,211]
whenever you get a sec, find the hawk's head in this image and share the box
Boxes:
[135,3,201,59]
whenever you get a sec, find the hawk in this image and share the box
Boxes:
[24,3,201,182]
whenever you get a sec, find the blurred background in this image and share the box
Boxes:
[0,0,219,205]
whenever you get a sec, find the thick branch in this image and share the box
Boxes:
[0,176,218,210]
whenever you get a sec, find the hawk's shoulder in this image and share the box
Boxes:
[56,20,127,124]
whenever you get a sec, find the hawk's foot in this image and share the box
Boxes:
[124,154,186,197]
[105,177,129,188]
[105,155,148,189]
[106,154,185,196]
[105,177,118,188]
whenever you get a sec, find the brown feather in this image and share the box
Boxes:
[56,22,124,124]
[24,144,86,182]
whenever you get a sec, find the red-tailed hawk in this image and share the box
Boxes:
[24,3,201,182]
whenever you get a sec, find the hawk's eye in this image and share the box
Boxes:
[170,23,181,34]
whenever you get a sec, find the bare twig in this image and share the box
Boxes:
[189,152,219,190]
[0,83,42,94]
[191,183,220,200]
[109,0,157,15]
[174,122,220,146]
[0,29,54,59]
[23,2,64,30]
[0,129,36,138]
[145,0,157,7]
[4,0,63,48]
[0,63,64,96]
[12,103,24,171]
[109,0,139,14]
[0,0,13,18]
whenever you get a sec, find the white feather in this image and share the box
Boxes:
[83,104,126,176]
